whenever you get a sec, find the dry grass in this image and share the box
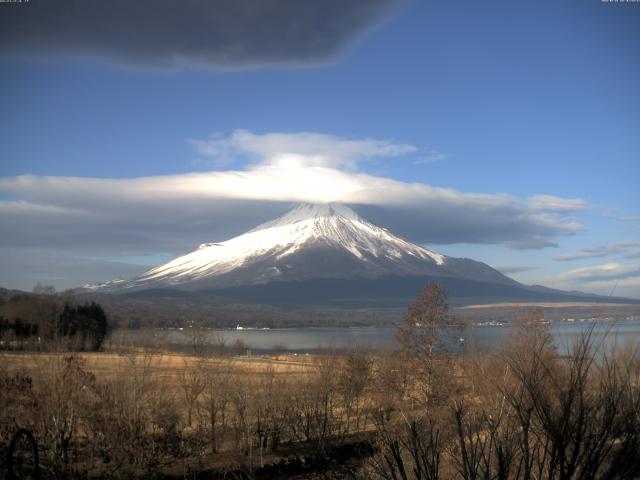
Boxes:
[0,350,318,391]
[0,351,317,404]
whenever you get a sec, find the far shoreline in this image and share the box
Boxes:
[460,301,640,309]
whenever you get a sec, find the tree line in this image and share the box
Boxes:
[0,286,109,351]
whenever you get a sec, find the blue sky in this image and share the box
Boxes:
[0,0,639,297]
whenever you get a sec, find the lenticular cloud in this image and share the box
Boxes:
[0,130,588,254]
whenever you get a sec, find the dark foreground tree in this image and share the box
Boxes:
[58,302,109,351]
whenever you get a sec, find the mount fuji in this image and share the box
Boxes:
[84,204,622,306]
[86,204,516,292]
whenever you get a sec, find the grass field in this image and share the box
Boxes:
[1,349,321,400]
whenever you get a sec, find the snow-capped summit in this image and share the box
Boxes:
[252,203,362,230]
[90,203,517,292]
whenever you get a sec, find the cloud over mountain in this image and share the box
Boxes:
[0,130,588,257]
[0,0,403,69]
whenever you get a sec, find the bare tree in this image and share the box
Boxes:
[179,357,206,428]
[36,354,93,468]
[371,416,444,480]
[338,342,373,434]
[182,319,209,356]
[396,283,457,406]
[498,324,640,480]
[200,359,232,453]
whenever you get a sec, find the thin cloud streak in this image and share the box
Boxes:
[560,262,640,283]
[414,149,447,165]
[528,195,590,213]
[553,241,640,261]
[493,265,539,274]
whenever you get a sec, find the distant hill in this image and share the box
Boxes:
[117,275,636,309]
[0,286,28,304]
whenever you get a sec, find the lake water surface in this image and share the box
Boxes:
[117,319,640,355]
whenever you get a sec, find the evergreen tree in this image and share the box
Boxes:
[58,302,109,351]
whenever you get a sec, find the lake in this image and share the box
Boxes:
[114,319,640,355]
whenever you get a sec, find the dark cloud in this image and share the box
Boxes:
[0,198,289,254]
[355,204,573,249]
[0,0,403,69]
